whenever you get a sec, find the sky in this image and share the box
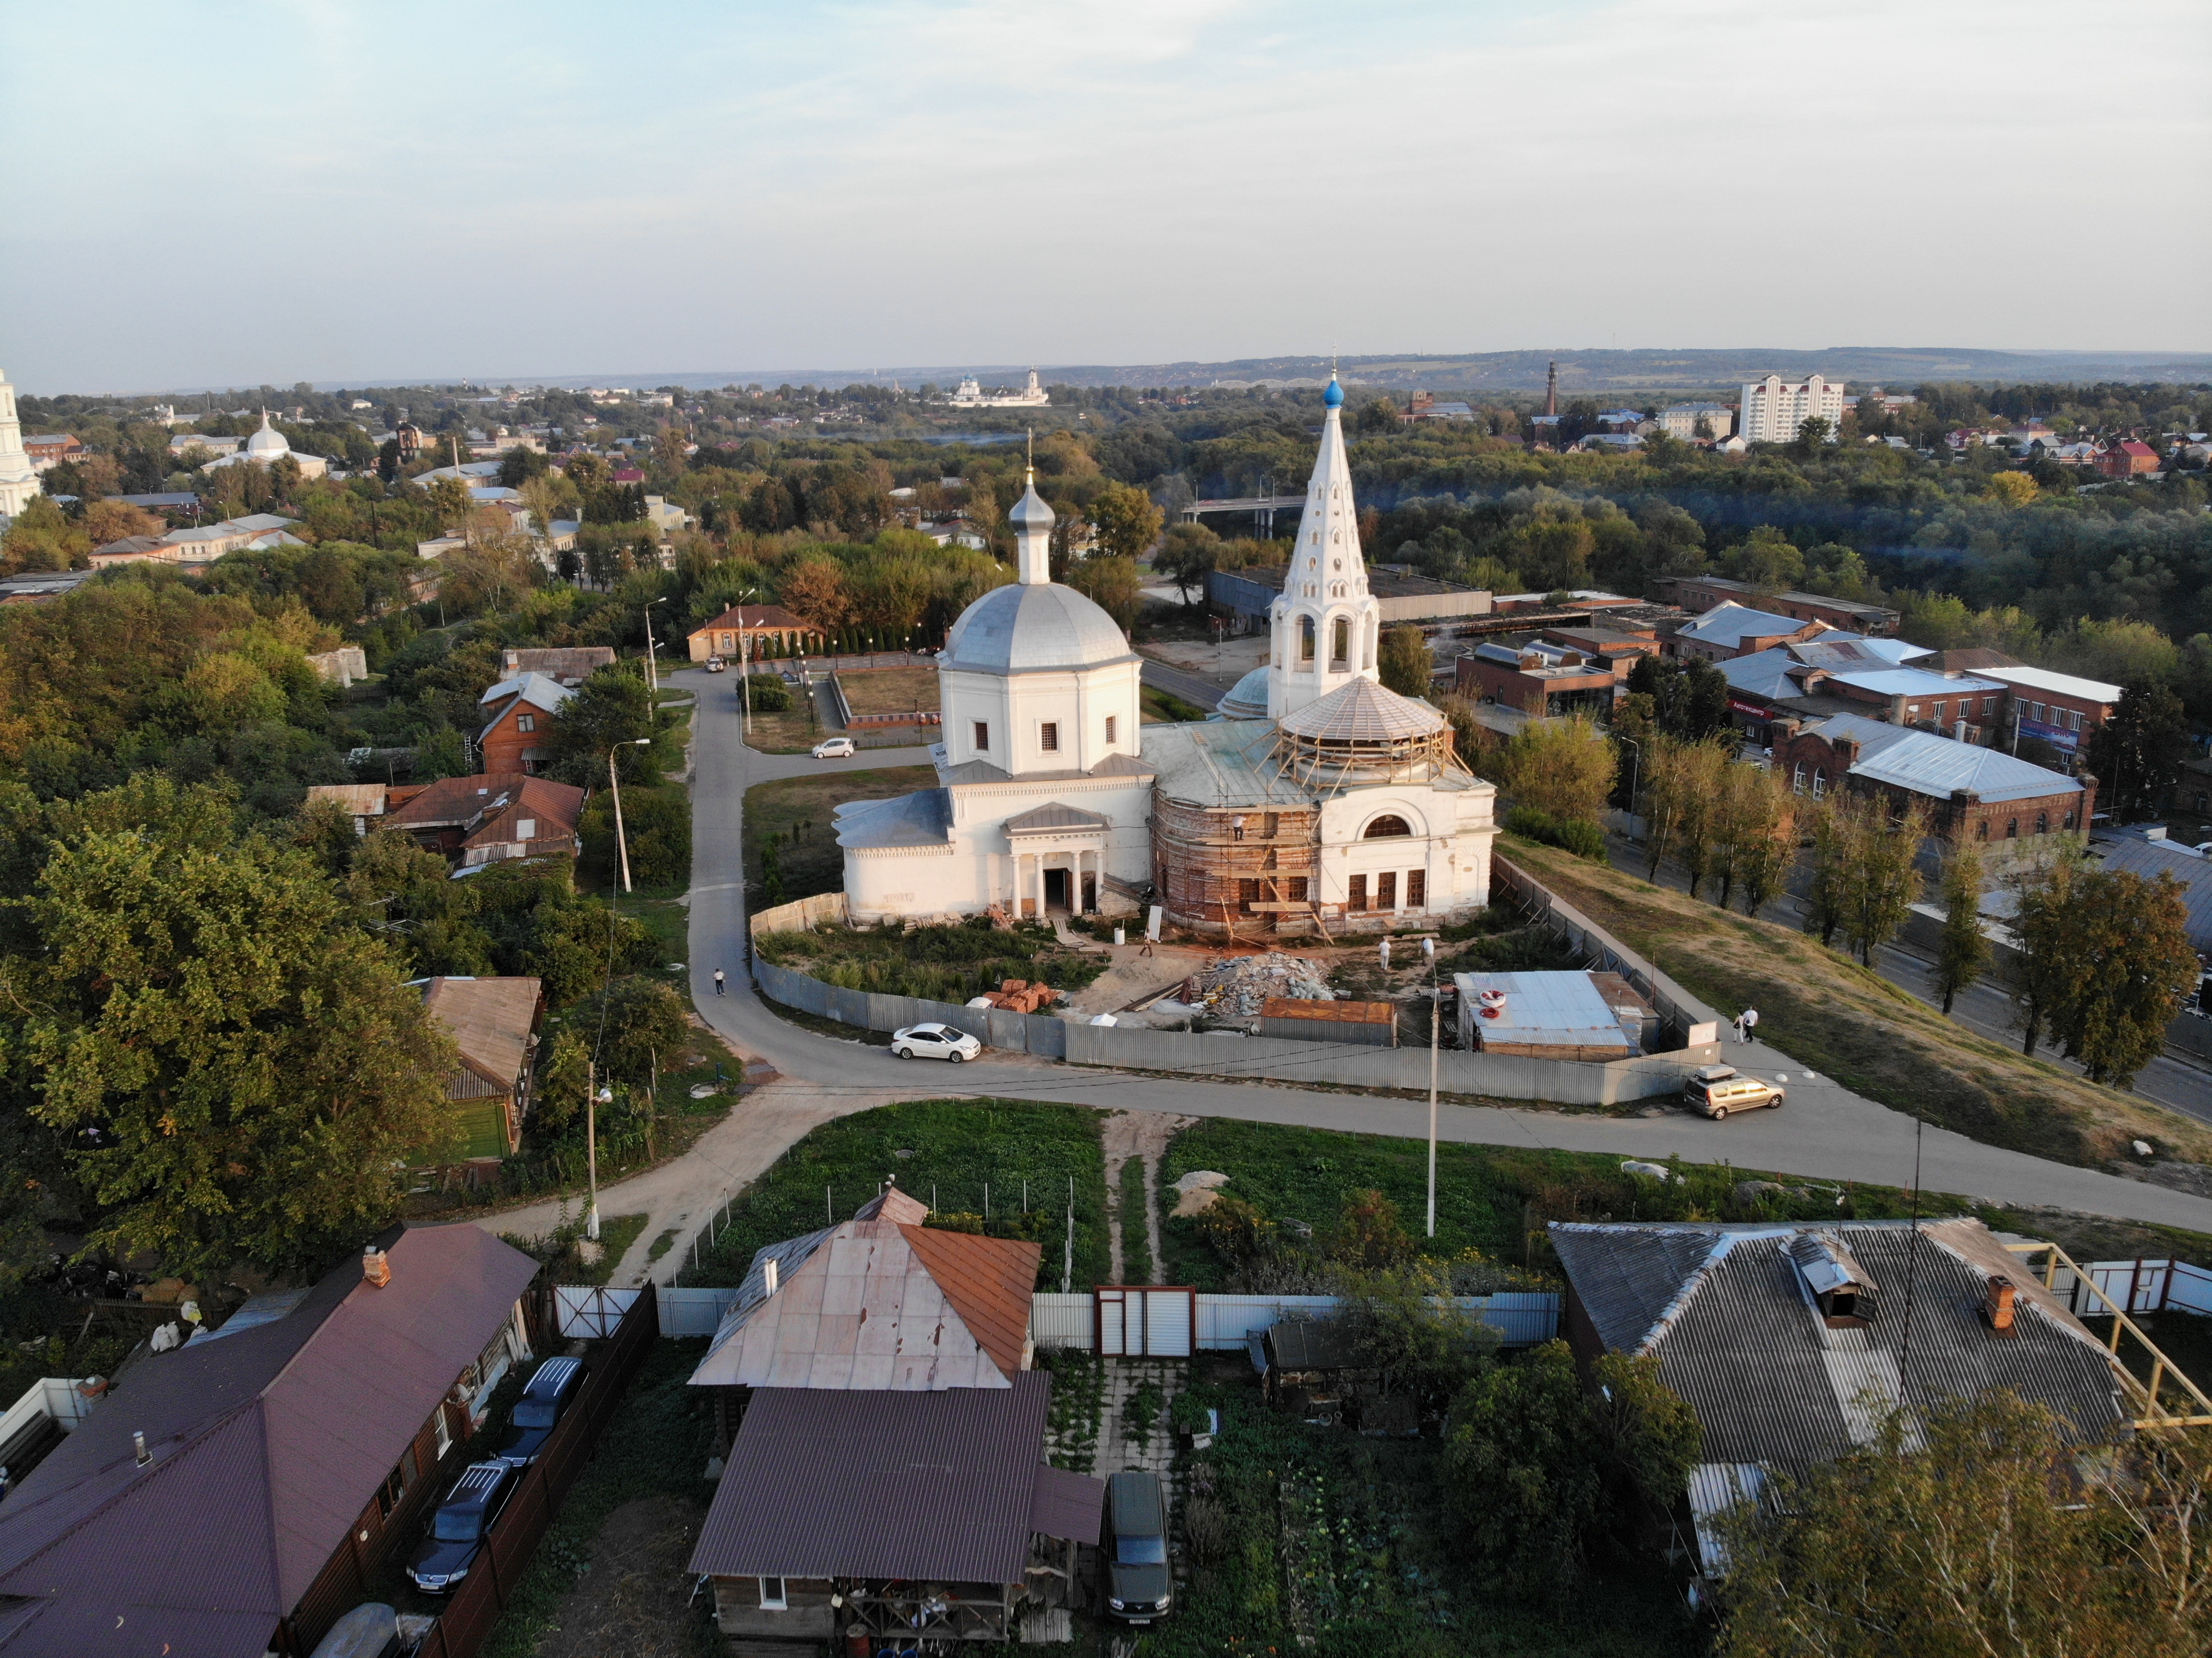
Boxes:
[3,0,2208,393]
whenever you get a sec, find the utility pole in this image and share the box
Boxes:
[1425,936,1439,1238]
[645,596,665,694]
[584,1060,604,1241]
[607,737,650,892]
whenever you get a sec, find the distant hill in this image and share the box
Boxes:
[399,346,2212,399]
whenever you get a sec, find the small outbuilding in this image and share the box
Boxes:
[1454,970,1644,1059]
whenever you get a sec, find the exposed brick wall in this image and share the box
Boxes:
[1771,729,2093,842]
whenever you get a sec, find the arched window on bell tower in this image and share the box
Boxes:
[1331,616,1350,668]
[1299,615,1317,662]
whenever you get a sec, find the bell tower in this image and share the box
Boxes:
[1267,371,1382,719]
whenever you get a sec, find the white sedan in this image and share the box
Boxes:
[813,737,856,759]
[892,1023,982,1063]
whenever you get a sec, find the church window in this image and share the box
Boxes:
[1287,876,1308,902]
[1348,874,1368,911]
[1104,716,1117,744]
[1239,879,1261,912]
[1332,618,1349,665]
[1300,616,1316,661]
[973,721,989,752]
[1406,870,1426,908]
[1332,559,1342,572]
[1376,872,1397,910]
[1040,723,1059,753]
[1363,815,1411,838]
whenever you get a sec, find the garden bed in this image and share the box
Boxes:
[755,915,1110,1005]
[677,1098,1112,1290]
[840,664,940,717]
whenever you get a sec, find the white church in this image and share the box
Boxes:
[836,374,1499,938]
[0,370,39,528]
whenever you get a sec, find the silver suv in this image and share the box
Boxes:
[1684,1064,1784,1120]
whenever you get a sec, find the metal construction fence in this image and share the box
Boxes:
[593,1285,1561,1352]
[2049,1259,2212,1318]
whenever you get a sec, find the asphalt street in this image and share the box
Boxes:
[670,663,2212,1235]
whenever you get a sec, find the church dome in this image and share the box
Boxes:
[244,413,290,459]
[1215,665,1271,719]
[1323,374,1344,409]
[942,580,1134,674]
[1007,478,1054,528]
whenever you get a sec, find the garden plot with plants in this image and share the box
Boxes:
[753,915,1110,1005]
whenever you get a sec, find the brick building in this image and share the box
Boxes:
[1975,664,2121,773]
[1770,712,2093,844]
[1655,575,1899,636]
[1456,639,1618,717]
[1666,601,1837,663]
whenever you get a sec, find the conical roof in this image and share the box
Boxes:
[1277,676,1446,742]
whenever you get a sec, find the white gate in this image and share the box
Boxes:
[556,1285,641,1338]
[1095,1287,1195,1357]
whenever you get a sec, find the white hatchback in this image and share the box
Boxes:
[812,737,856,759]
[892,1023,982,1063]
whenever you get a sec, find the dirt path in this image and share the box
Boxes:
[1101,1109,1194,1284]
[534,1493,709,1658]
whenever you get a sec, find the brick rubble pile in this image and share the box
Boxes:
[1189,952,1336,1018]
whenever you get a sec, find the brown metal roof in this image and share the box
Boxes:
[688,1374,1080,1583]
[0,1225,538,1658]
[457,778,584,851]
[1261,996,1394,1025]
[422,977,542,1095]
[897,1227,1041,1381]
[1029,1465,1105,1546]
[385,772,532,831]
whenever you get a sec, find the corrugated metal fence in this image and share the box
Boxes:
[2049,1259,2212,1317]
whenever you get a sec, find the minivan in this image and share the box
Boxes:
[407,1461,520,1594]
[1103,1470,1173,1625]
[495,1356,587,1465]
[1684,1064,1784,1120]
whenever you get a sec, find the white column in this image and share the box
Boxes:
[1034,851,1046,919]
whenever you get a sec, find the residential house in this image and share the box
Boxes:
[457,776,587,869]
[686,1187,1105,1647]
[21,434,86,472]
[687,603,820,663]
[1665,601,1838,663]
[0,1224,539,1658]
[1769,711,2094,843]
[2099,440,2162,479]
[1737,374,1844,444]
[477,671,572,774]
[304,782,392,836]
[86,533,176,569]
[1548,1220,2133,1579]
[1655,575,1900,636]
[157,512,304,560]
[169,431,245,458]
[383,772,583,862]
[1654,403,1735,442]
[421,976,544,1161]
[500,645,615,686]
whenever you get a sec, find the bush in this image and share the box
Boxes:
[736,673,790,712]
[1504,804,1608,862]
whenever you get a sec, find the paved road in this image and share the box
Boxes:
[1596,819,2212,1124]
[1138,658,1224,711]
[654,662,2212,1240]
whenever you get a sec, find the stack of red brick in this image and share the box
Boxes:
[979,979,1059,1013]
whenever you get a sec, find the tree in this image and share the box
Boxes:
[1644,738,1729,896]
[580,783,691,888]
[2013,854,2197,1084]
[17,807,458,1277]
[1066,554,1143,633]
[547,663,666,785]
[1152,521,1219,605]
[1724,761,1798,916]
[1377,625,1432,696]
[82,498,163,545]
[1934,839,1990,1014]
[778,557,853,633]
[1714,1393,2212,1658]
[1326,1188,1415,1271]
[2087,681,2192,821]
[1837,794,1926,965]
[1496,715,1617,827]
[1727,526,1807,593]
[591,976,687,1086]
[1086,480,1164,563]
[1331,1261,1498,1416]
[1625,654,1732,741]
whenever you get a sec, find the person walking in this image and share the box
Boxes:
[713,968,726,997]
[1739,1007,1759,1044]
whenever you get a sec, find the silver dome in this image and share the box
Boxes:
[942,580,1135,674]
[1213,664,1271,719]
[1008,479,1055,527]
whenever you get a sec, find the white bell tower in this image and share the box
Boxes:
[1268,371,1381,719]
[0,370,38,526]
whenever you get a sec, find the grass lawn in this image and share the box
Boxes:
[743,765,935,905]
[573,1214,648,1285]
[756,914,1110,1003]
[840,664,939,717]
[678,1098,1111,1291]
[1142,684,1209,723]
[734,681,827,754]
[1157,1116,2212,1292]
[1155,1361,1700,1658]
[1503,838,2212,1172]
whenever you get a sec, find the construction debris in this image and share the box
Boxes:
[1187,952,1336,1018]
[977,978,1060,1013]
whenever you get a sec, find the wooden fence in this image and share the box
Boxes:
[406,1285,659,1658]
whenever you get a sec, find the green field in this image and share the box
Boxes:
[744,765,934,906]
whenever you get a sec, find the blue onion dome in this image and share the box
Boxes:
[1323,375,1344,409]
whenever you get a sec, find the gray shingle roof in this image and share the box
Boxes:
[1552,1221,2127,1475]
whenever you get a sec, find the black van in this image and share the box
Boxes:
[495,1356,587,1465]
[1103,1470,1173,1625]
[407,1461,519,1594]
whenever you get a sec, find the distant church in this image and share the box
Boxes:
[836,373,1498,936]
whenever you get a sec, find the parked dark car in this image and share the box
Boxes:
[407,1461,519,1594]
[495,1356,587,1465]
[1103,1470,1173,1625]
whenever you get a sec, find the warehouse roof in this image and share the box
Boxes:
[1798,712,2082,803]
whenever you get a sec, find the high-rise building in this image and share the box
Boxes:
[0,370,39,526]
[1738,374,1845,445]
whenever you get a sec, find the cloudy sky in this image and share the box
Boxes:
[3,0,2206,392]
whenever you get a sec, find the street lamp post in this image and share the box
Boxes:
[584,1067,612,1242]
[644,596,666,695]
[734,587,758,737]
[607,737,652,893]
[1616,735,1643,840]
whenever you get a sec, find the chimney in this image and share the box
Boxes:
[362,1246,391,1288]
[134,1431,150,1468]
[764,1258,779,1296]
[1832,736,1859,766]
[1983,1275,2018,1336]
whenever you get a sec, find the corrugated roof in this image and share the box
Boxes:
[1805,712,2081,803]
[1678,603,1817,645]
[688,1374,1069,1582]
[1981,663,2125,704]
[0,1226,537,1658]
[1454,971,1636,1050]
[422,977,540,1093]
[458,778,585,850]
[687,1217,1039,1391]
[2093,839,2212,951]
[1552,1221,2126,1476]
[500,646,616,681]
[1030,1464,1105,1546]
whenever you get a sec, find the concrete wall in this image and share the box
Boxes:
[750,890,850,936]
